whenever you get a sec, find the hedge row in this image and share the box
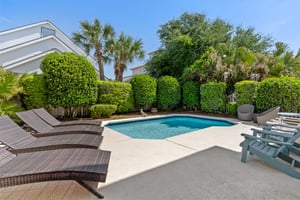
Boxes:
[157,76,181,110]
[41,52,98,107]
[130,74,157,107]
[200,82,226,113]
[256,77,300,112]
[20,73,47,109]
[19,51,299,118]
[97,81,134,113]
[234,80,257,107]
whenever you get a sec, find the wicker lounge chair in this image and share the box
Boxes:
[238,104,254,121]
[0,148,111,199]
[253,106,280,125]
[240,130,300,179]
[0,116,102,154]
[33,108,102,127]
[16,110,103,137]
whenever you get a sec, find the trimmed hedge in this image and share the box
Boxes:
[256,77,300,112]
[97,81,134,113]
[234,80,258,107]
[41,52,98,107]
[130,74,156,107]
[200,82,226,113]
[227,102,237,115]
[182,81,200,109]
[90,104,117,118]
[157,76,181,110]
[19,73,47,109]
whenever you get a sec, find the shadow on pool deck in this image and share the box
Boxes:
[100,146,300,200]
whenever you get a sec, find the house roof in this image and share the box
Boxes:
[0,20,97,74]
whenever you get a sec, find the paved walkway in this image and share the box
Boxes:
[0,115,258,200]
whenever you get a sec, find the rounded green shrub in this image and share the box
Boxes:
[41,52,98,107]
[157,76,181,110]
[90,104,117,118]
[182,81,200,109]
[200,82,226,113]
[227,102,237,115]
[256,77,300,112]
[130,74,156,107]
[97,81,134,113]
[234,80,258,107]
[19,73,47,109]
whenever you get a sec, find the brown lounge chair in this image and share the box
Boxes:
[33,107,102,127]
[0,116,102,154]
[16,110,103,137]
[0,148,111,199]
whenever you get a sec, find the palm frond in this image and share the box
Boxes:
[0,68,22,101]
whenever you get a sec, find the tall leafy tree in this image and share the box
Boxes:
[232,26,273,54]
[106,33,145,81]
[147,12,275,79]
[158,12,232,55]
[72,19,115,80]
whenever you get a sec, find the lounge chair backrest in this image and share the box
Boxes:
[33,108,61,126]
[0,148,15,165]
[16,110,54,133]
[0,148,111,198]
[0,116,36,149]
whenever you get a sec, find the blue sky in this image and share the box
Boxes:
[1,0,299,78]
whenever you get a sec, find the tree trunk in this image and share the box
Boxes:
[95,45,105,80]
[118,63,126,82]
[98,60,105,80]
[114,63,120,81]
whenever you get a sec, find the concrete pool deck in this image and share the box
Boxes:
[1,115,298,199]
[99,115,252,186]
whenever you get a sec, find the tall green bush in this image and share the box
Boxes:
[97,81,134,113]
[130,74,156,107]
[256,77,300,112]
[41,52,98,107]
[234,80,258,107]
[19,73,47,109]
[200,82,226,113]
[182,81,200,109]
[157,76,181,110]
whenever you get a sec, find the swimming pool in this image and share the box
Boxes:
[106,115,234,139]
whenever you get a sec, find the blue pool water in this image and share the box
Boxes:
[106,115,234,139]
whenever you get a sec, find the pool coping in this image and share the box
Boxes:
[102,113,238,126]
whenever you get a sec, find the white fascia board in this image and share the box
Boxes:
[4,49,58,70]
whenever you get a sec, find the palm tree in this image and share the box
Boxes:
[106,33,145,81]
[72,19,115,80]
[268,42,300,77]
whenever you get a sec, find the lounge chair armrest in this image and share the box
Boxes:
[241,133,294,146]
[263,127,297,134]
[251,128,294,138]
[266,123,300,130]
